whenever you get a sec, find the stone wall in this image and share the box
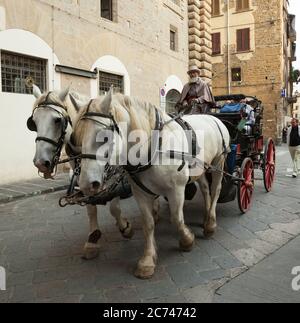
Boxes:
[0,0,190,105]
[211,0,292,140]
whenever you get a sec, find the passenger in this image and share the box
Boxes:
[240,99,255,135]
[176,65,215,114]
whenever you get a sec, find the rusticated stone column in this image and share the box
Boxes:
[188,0,212,82]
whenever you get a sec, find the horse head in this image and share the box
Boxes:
[27,85,73,178]
[74,87,126,195]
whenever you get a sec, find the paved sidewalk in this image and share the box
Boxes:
[214,235,300,303]
[0,174,69,204]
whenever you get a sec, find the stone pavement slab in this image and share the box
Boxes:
[214,235,300,303]
[0,174,69,204]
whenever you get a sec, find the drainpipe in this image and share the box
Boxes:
[226,0,231,94]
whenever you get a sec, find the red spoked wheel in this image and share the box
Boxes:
[238,158,255,214]
[263,138,276,192]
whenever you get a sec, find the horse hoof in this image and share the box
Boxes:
[179,234,195,252]
[203,228,215,239]
[120,222,135,240]
[82,249,99,260]
[82,243,100,260]
[134,266,155,280]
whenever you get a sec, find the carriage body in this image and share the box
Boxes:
[211,94,276,213]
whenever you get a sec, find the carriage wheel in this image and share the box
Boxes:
[263,138,276,192]
[238,158,255,214]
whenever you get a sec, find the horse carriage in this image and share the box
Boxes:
[26,87,277,279]
[210,94,276,214]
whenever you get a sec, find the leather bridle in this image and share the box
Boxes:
[77,99,120,162]
[27,92,72,172]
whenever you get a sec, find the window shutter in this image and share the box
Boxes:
[244,0,250,10]
[237,28,250,52]
[244,28,250,51]
[237,29,242,51]
[237,0,243,11]
[212,33,221,55]
[212,0,220,16]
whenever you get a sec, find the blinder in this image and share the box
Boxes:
[27,116,37,132]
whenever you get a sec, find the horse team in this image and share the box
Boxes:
[28,86,230,279]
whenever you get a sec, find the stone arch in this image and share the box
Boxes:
[0,28,61,91]
[90,55,130,98]
[160,75,183,112]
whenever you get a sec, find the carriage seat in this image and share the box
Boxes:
[220,103,245,113]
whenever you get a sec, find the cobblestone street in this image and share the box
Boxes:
[0,145,299,303]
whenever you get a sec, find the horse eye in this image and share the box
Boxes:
[54,118,61,124]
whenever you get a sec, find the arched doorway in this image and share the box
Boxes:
[166,89,180,113]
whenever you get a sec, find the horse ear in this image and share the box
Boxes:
[58,87,70,102]
[33,85,42,99]
[101,86,113,114]
[69,93,86,112]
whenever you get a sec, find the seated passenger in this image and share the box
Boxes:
[240,99,255,135]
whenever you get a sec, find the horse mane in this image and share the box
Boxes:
[73,93,164,146]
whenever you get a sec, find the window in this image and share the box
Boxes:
[1,51,47,94]
[99,71,124,95]
[212,33,221,55]
[101,0,113,21]
[212,0,220,16]
[237,28,250,52]
[232,68,242,82]
[170,29,176,51]
[166,89,180,113]
[236,0,250,12]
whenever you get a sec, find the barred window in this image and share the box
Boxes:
[1,51,47,94]
[99,71,124,95]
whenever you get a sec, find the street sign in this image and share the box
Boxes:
[160,88,166,97]
[281,88,287,98]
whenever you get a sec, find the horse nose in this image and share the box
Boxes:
[34,159,51,172]
[91,181,101,191]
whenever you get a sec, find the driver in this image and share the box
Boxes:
[176,65,215,114]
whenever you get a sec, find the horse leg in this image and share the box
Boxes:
[83,205,102,260]
[152,198,160,224]
[204,158,225,238]
[167,188,195,252]
[131,188,157,279]
[197,175,212,231]
[110,197,134,239]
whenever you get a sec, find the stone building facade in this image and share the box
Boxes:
[0,0,197,184]
[211,0,296,141]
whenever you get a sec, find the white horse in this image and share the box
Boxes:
[27,85,135,260]
[74,89,230,279]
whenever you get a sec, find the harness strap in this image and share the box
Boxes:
[36,137,62,147]
[213,120,228,154]
[80,154,97,160]
[130,174,159,198]
[124,108,164,174]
